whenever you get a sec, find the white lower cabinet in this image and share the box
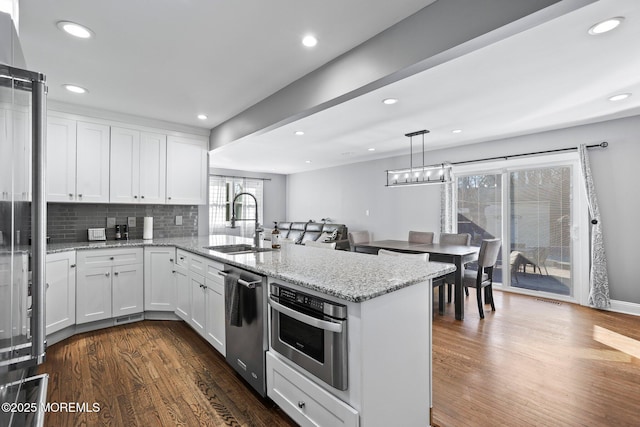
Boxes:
[76,248,143,324]
[174,263,190,321]
[144,247,176,311]
[111,264,144,317]
[205,261,225,355]
[267,352,359,427]
[190,273,206,335]
[76,266,112,324]
[45,251,76,335]
[176,252,226,355]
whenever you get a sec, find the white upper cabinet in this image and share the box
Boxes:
[46,116,77,202]
[47,118,110,203]
[109,127,139,204]
[139,131,167,204]
[166,135,207,205]
[76,121,110,203]
[110,127,166,204]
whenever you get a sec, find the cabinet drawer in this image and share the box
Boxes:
[176,249,189,267]
[267,352,359,427]
[205,259,224,281]
[189,254,206,276]
[77,248,143,268]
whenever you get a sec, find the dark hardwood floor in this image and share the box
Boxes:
[38,321,296,426]
[432,289,640,427]
[38,290,640,426]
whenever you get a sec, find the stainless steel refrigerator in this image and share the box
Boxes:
[0,60,48,426]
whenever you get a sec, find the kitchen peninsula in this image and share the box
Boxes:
[45,235,455,427]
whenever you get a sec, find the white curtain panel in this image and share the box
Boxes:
[578,144,610,309]
[440,180,455,233]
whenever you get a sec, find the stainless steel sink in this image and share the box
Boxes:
[204,244,276,255]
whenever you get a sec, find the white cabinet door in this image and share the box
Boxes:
[144,247,175,311]
[109,126,140,204]
[174,264,190,321]
[112,263,144,317]
[76,266,112,324]
[76,121,110,203]
[205,274,225,355]
[139,132,167,204]
[166,135,207,205]
[45,251,76,335]
[190,273,206,335]
[46,116,77,202]
[0,105,31,202]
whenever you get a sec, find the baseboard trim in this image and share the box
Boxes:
[609,300,640,317]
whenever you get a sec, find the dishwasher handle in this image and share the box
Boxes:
[269,296,343,333]
[218,270,262,289]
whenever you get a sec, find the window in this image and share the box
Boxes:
[209,176,263,237]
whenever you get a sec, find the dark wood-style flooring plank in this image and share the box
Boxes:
[432,288,640,427]
[38,290,640,427]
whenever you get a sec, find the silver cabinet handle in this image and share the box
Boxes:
[110,257,115,260]
[70,264,76,268]
[298,401,305,409]
[169,258,174,262]
[141,195,145,199]
[105,272,110,277]
[46,283,49,289]
[78,194,83,197]
[269,297,343,333]
[68,193,73,197]
[134,195,138,199]
[114,271,119,276]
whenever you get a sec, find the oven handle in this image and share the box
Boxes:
[269,297,343,333]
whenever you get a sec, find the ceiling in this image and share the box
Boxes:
[16,0,640,175]
[17,0,435,127]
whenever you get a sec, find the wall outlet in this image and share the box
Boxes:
[175,215,182,226]
[106,217,116,228]
[128,217,136,228]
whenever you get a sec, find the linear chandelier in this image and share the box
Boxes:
[385,129,452,187]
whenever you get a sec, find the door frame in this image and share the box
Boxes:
[452,152,589,305]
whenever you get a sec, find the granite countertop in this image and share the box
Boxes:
[46,235,456,303]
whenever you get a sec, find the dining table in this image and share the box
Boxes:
[353,240,479,320]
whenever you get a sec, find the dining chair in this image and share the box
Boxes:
[463,238,501,319]
[408,231,434,244]
[348,231,370,252]
[305,240,337,250]
[377,249,446,316]
[439,233,472,301]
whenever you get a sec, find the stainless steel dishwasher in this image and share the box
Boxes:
[219,265,268,397]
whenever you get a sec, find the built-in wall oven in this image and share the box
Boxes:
[269,283,348,390]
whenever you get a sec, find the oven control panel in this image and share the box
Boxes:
[278,287,324,312]
[271,283,347,319]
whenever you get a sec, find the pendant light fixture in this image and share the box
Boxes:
[385,129,452,187]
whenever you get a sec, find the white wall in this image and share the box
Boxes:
[287,114,640,305]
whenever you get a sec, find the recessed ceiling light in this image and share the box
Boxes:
[608,93,631,102]
[452,129,462,134]
[382,98,398,105]
[63,84,88,94]
[588,17,624,35]
[57,21,94,39]
[305,160,312,164]
[294,131,305,136]
[197,114,208,120]
[368,148,376,152]
[302,35,318,47]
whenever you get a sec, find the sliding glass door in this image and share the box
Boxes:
[455,154,586,301]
